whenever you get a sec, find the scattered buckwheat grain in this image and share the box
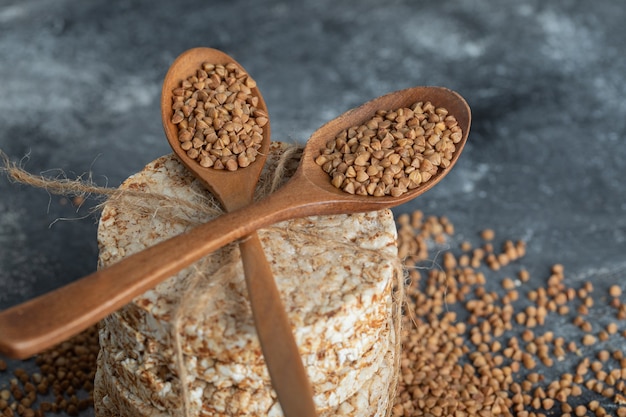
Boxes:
[0,326,98,416]
[610,285,622,298]
[393,209,626,416]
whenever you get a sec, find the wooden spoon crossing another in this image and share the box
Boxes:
[160,48,317,417]
[0,68,471,391]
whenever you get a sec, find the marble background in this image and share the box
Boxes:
[1,0,625,415]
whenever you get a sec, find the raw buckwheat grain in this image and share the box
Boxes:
[171,62,267,171]
[316,101,461,197]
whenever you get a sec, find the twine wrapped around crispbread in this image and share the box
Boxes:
[1,144,403,416]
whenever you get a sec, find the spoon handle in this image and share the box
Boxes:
[239,234,318,417]
[0,180,320,359]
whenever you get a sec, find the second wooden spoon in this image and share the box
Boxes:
[0,85,471,381]
[161,48,317,417]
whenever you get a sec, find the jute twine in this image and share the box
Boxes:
[1,145,403,416]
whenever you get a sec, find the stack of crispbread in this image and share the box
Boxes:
[93,143,401,417]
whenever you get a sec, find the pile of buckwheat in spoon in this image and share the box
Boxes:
[315,101,462,197]
[170,62,268,171]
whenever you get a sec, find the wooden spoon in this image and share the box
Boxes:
[0,86,471,368]
[160,48,317,417]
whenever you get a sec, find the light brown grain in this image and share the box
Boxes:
[171,63,265,171]
[317,102,460,196]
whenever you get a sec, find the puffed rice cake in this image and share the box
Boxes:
[94,143,401,416]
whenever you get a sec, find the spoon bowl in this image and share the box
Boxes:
[295,85,471,212]
[160,48,317,417]
[161,47,271,210]
[0,84,470,365]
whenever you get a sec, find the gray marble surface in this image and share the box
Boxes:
[1,0,625,415]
